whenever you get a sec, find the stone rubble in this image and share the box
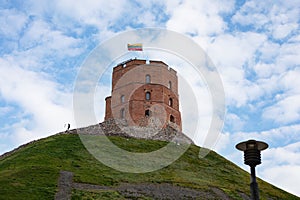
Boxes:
[66,119,193,144]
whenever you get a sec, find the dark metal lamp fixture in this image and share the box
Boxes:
[236,140,268,200]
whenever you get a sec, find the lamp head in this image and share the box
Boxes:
[236,140,268,151]
[236,140,268,167]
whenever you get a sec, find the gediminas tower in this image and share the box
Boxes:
[104,59,182,131]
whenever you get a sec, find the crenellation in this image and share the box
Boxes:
[149,60,168,66]
[113,65,124,72]
[168,67,177,75]
[126,59,146,66]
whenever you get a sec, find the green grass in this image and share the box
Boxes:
[0,134,299,199]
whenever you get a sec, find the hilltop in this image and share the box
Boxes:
[0,121,299,199]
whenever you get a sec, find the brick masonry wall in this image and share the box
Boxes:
[105,59,182,131]
[104,96,112,121]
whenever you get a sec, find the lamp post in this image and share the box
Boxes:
[236,140,268,200]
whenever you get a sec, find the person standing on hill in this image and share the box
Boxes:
[64,123,70,132]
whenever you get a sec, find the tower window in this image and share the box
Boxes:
[146,74,151,83]
[145,109,151,117]
[168,81,172,89]
[169,98,173,107]
[145,92,151,100]
[170,115,175,123]
[120,108,125,119]
[120,95,125,103]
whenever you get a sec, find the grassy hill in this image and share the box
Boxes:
[0,133,299,199]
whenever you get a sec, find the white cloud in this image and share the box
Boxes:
[0,57,74,152]
[289,34,300,43]
[256,40,280,63]
[26,0,126,28]
[0,9,27,38]
[213,131,231,153]
[253,63,277,78]
[94,85,111,123]
[261,142,300,197]
[261,165,300,197]
[207,32,266,68]
[238,125,300,147]
[232,1,269,27]
[18,18,83,59]
[280,69,300,94]
[232,0,299,40]
[166,0,234,36]
[205,32,266,106]
[215,125,300,162]
[264,142,300,166]
[261,67,300,124]
[276,42,300,71]
[272,23,298,39]
[224,113,245,131]
[263,95,300,124]
[0,106,13,116]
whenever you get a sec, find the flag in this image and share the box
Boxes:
[127,43,143,51]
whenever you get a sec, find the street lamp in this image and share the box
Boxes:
[236,140,268,200]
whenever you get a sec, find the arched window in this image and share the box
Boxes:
[169,98,173,107]
[145,92,151,100]
[120,108,125,119]
[120,95,125,103]
[145,109,151,117]
[145,74,151,83]
[170,115,175,123]
[168,81,172,89]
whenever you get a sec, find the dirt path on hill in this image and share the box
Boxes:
[55,170,251,200]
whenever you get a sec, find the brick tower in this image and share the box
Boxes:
[104,59,182,131]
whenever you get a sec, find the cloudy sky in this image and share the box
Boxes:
[0,0,299,197]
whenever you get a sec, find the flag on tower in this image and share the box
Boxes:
[127,43,143,51]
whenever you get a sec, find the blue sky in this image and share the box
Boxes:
[0,0,300,196]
